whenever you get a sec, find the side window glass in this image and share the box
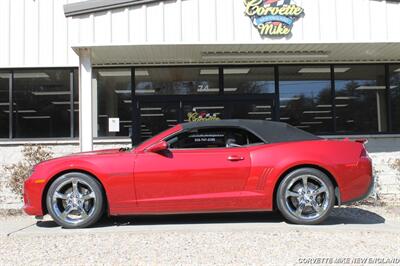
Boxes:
[167,127,263,149]
[168,129,225,149]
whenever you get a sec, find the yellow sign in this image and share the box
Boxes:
[244,0,304,37]
[187,112,220,122]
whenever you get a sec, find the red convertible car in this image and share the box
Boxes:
[23,120,373,228]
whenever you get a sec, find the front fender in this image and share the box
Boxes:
[24,158,109,216]
[24,153,135,216]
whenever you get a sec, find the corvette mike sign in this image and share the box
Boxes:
[187,111,221,122]
[244,0,304,37]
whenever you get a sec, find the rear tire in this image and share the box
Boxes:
[46,172,104,228]
[276,168,335,225]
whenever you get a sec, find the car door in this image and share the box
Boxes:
[133,127,252,212]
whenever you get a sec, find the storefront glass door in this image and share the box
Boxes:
[138,101,180,142]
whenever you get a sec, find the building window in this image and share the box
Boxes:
[279,65,333,134]
[13,70,71,138]
[135,67,219,95]
[223,67,275,94]
[334,65,387,133]
[389,65,400,132]
[0,71,10,138]
[95,68,132,137]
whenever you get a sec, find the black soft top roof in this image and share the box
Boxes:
[181,119,320,144]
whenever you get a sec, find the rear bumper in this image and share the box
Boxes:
[341,156,374,205]
[342,173,374,205]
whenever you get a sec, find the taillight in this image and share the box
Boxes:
[354,138,369,159]
[360,148,367,157]
[355,138,368,144]
[360,146,371,160]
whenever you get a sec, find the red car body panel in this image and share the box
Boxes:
[23,124,372,217]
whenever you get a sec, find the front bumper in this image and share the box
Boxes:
[23,177,45,216]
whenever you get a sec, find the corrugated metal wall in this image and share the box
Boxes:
[1,0,400,68]
[73,0,400,45]
[0,0,83,68]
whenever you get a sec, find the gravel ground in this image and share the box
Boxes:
[1,229,399,265]
[0,205,399,266]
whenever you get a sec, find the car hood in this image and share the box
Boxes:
[37,148,133,166]
[68,147,136,157]
[70,148,124,156]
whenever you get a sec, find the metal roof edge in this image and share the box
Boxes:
[64,0,165,17]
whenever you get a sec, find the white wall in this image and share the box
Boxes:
[1,0,400,68]
[0,0,81,68]
[72,0,400,46]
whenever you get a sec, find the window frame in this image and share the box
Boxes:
[94,67,133,138]
[333,63,391,135]
[0,67,78,140]
[12,68,76,139]
[0,71,11,139]
[277,64,333,134]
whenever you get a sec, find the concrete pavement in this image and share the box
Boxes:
[1,206,399,265]
[2,206,400,237]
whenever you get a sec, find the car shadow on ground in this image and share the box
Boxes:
[36,206,385,229]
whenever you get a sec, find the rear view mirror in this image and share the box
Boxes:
[146,140,168,153]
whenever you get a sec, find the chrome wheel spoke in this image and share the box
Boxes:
[78,206,88,219]
[82,192,95,201]
[72,179,79,195]
[285,190,300,198]
[311,201,323,214]
[301,176,309,191]
[295,202,305,217]
[312,186,327,196]
[53,191,68,200]
[60,205,73,219]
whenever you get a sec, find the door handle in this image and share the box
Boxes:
[227,155,244,161]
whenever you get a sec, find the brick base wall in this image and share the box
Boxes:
[370,152,400,203]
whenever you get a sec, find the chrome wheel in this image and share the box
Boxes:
[51,178,96,225]
[284,174,330,221]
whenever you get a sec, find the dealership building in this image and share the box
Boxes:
[0,0,399,153]
[0,0,400,202]
[0,0,400,201]
[0,0,399,151]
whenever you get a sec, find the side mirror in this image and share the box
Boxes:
[146,140,168,153]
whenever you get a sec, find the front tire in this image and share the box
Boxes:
[46,172,104,228]
[276,168,335,225]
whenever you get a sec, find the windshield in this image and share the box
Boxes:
[134,125,180,149]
